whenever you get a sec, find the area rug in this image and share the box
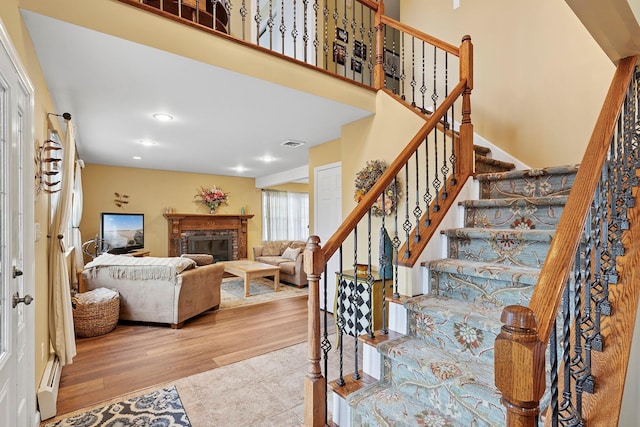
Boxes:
[219,277,308,309]
[44,385,190,427]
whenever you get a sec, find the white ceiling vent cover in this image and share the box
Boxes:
[281,140,306,148]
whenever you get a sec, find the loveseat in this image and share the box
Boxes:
[81,253,225,328]
[253,240,308,287]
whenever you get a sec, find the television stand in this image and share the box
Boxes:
[128,249,150,257]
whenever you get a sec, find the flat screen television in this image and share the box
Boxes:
[100,212,144,255]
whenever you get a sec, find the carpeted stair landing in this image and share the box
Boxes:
[347,164,579,426]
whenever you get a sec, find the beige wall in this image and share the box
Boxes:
[0,0,67,389]
[81,164,266,261]
[401,0,615,167]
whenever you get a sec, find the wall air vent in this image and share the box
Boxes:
[281,140,306,148]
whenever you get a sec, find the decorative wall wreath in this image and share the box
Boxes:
[353,160,400,216]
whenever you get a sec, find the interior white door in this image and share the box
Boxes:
[314,162,342,313]
[0,21,35,427]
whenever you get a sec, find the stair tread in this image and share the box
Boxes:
[475,153,516,169]
[348,382,463,427]
[462,194,569,207]
[473,144,491,155]
[476,163,579,182]
[428,258,540,285]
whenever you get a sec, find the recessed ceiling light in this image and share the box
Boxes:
[138,139,156,146]
[232,166,248,173]
[153,113,173,122]
[259,155,276,162]
[132,156,142,160]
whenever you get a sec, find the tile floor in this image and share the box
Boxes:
[174,334,362,426]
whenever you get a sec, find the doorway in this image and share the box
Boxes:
[0,19,36,426]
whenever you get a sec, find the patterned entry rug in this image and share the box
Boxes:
[44,386,190,427]
[219,277,308,309]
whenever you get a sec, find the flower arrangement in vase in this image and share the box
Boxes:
[195,185,229,214]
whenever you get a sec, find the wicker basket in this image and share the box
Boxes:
[72,288,120,338]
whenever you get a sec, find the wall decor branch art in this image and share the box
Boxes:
[114,192,129,208]
[354,160,401,216]
[34,138,62,194]
[195,185,229,214]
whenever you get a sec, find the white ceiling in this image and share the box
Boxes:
[21,10,373,183]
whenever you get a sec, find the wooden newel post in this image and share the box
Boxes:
[303,235,327,426]
[495,305,546,427]
[373,2,385,90]
[458,35,474,177]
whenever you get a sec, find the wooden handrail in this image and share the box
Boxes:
[320,79,468,262]
[529,55,637,343]
[380,15,460,56]
[355,0,379,11]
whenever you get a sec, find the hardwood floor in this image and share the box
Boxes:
[56,295,313,416]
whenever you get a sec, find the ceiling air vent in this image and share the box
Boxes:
[281,140,305,148]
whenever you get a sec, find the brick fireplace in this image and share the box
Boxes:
[163,213,254,260]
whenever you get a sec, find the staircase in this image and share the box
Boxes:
[347,164,579,425]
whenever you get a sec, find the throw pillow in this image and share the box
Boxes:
[181,254,214,266]
[262,241,282,256]
[174,257,197,273]
[282,246,301,261]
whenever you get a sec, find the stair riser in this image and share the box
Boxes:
[464,201,565,230]
[448,230,552,268]
[479,168,578,199]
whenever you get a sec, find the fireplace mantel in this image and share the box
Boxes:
[164,213,254,258]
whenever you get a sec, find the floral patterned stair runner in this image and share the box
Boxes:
[347,164,579,426]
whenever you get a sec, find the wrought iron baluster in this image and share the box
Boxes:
[367,10,373,86]
[225,0,232,34]
[267,0,275,50]
[450,99,457,185]
[420,41,426,113]
[336,246,346,387]
[351,226,360,380]
[392,177,401,298]
[254,0,262,45]
[400,33,406,100]
[558,280,580,425]
[280,0,286,54]
[550,318,559,427]
[579,207,595,394]
[423,134,432,226]
[441,52,450,199]
[403,164,411,260]
[292,0,298,59]
[570,248,586,420]
[366,209,374,339]
[240,0,247,40]
[321,264,331,425]
[590,169,606,352]
[410,37,416,108]
[413,151,422,243]
[382,28,387,88]
[312,0,319,66]
[323,0,329,69]
[379,194,389,335]
[302,0,309,62]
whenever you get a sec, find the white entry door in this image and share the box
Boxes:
[314,162,342,313]
[0,20,35,427]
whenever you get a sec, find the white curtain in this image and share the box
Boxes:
[48,121,77,366]
[71,159,85,271]
[262,190,309,241]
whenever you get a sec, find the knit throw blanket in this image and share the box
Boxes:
[84,254,196,281]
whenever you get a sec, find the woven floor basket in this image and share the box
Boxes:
[72,288,120,338]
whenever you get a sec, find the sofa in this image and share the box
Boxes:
[81,253,225,328]
[253,240,308,287]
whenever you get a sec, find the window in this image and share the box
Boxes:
[262,189,309,241]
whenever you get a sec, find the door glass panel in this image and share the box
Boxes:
[0,81,6,356]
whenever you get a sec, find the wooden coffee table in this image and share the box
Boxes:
[222,260,280,297]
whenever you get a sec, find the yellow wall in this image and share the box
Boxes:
[401,0,615,167]
[81,164,267,261]
[0,0,67,389]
